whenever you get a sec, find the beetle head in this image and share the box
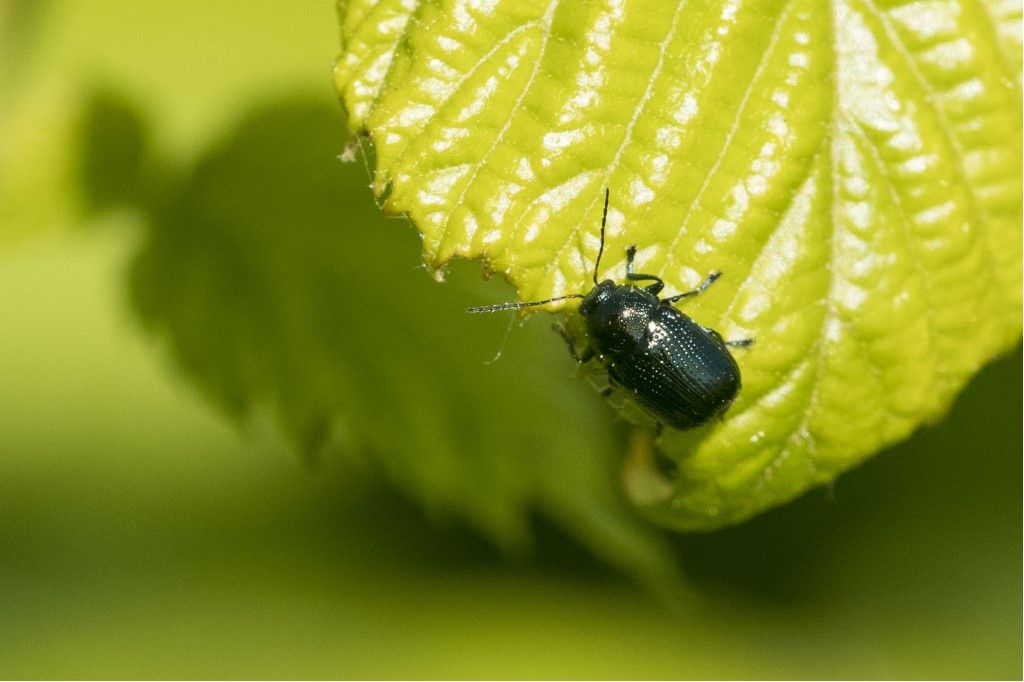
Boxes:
[578,279,617,318]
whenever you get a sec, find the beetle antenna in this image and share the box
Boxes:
[468,293,585,314]
[469,190,608,314]
[593,187,610,285]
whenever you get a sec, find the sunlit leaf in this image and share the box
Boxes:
[335,0,1022,529]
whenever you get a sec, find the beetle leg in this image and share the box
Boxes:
[725,338,754,348]
[554,324,595,363]
[625,245,665,295]
[664,270,721,304]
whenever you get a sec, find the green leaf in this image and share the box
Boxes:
[74,89,158,214]
[123,99,684,591]
[335,0,1022,529]
[0,0,340,250]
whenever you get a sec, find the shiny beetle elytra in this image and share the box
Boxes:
[468,189,752,429]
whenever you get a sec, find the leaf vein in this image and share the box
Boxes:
[663,0,796,276]
[434,0,562,255]
[856,0,1008,312]
[537,0,692,290]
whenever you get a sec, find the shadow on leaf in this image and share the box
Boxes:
[111,96,688,595]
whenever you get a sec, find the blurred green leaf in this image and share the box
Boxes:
[75,89,156,213]
[0,81,80,250]
[0,0,339,252]
[0,0,50,95]
[0,211,1017,678]
[336,0,1022,529]
[121,98,683,590]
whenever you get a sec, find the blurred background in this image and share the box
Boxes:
[0,0,1020,677]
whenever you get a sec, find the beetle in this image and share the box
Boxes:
[468,189,752,429]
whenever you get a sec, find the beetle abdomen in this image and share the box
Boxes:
[606,306,741,429]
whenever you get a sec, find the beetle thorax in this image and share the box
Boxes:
[580,282,659,354]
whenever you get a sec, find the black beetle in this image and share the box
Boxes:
[468,189,752,429]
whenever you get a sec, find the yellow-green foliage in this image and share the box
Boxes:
[335,0,1022,529]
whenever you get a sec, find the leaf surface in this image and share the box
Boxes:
[336,0,1022,529]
